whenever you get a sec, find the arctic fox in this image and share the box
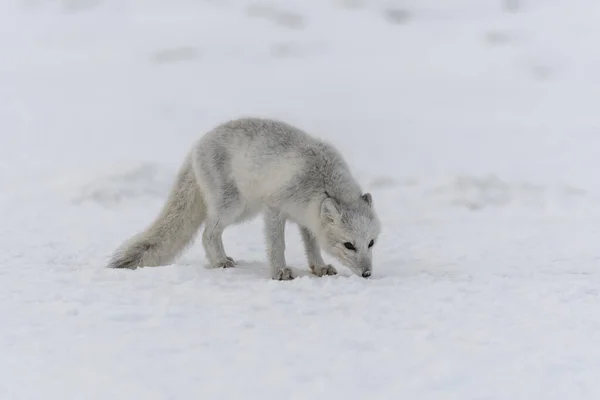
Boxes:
[108,117,381,280]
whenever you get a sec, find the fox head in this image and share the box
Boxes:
[318,192,381,278]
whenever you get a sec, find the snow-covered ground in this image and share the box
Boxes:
[2,0,600,398]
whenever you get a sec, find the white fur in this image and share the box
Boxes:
[107,117,382,280]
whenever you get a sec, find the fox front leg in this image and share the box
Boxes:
[264,208,294,280]
[299,226,337,277]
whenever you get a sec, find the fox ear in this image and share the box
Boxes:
[321,197,341,224]
[361,193,372,206]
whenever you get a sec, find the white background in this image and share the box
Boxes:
[2,0,600,398]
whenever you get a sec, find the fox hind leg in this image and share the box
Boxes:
[202,216,235,268]
[201,182,251,269]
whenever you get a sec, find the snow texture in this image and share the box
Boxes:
[2,0,600,398]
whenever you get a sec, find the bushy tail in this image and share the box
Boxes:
[108,153,206,269]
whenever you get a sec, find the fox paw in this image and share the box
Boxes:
[310,264,337,277]
[273,267,294,281]
[218,258,236,269]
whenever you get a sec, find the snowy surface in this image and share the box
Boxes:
[2,0,600,398]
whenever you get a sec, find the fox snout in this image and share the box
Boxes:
[360,259,372,278]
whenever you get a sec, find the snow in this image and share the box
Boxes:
[2,0,600,398]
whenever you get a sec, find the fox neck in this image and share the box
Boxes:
[302,197,330,247]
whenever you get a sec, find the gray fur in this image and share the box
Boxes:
[107,117,381,279]
[107,153,206,269]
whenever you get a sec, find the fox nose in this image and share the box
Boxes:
[362,270,371,278]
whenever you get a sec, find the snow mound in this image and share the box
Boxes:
[367,175,598,214]
[432,175,593,211]
[73,163,175,206]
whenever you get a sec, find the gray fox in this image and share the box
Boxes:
[108,117,381,280]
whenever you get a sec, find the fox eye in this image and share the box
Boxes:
[368,239,375,248]
[343,242,356,251]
